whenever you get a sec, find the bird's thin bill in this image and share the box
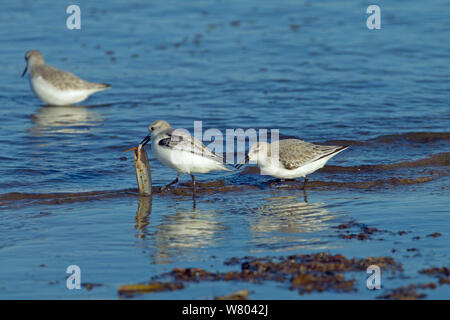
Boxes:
[139,135,151,147]
[21,65,28,77]
[235,155,249,169]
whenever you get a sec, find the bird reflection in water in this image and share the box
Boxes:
[149,202,224,265]
[249,195,336,251]
[253,195,335,233]
[30,105,103,135]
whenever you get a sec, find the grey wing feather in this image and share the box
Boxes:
[277,139,345,170]
[164,130,226,164]
[34,65,110,90]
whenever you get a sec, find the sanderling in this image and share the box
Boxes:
[244,139,349,189]
[139,120,232,194]
[22,50,111,106]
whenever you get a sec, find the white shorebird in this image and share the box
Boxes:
[139,120,232,194]
[244,139,349,189]
[22,50,111,106]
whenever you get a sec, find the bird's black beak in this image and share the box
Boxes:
[139,135,151,147]
[22,65,28,77]
[235,154,249,170]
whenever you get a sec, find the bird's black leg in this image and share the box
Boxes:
[164,174,179,190]
[190,174,196,197]
[269,178,283,187]
[285,178,296,186]
[303,177,309,190]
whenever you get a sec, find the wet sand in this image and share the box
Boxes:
[1,146,447,209]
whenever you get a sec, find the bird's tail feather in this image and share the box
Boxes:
[316,145,350,161]
[93,83,111,90]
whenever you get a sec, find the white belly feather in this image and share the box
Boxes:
[153,143,229,174]
[30,76,98,105]
[259,152,341,179]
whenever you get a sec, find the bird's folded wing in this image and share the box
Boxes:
[160,131,225,163]
[278,140,342,170]
[35,65,91,90]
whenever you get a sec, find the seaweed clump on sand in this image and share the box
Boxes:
[82,283,103,291]
[377,283,436,300]
[372,132,450,144]
[427,232,442,238]
[222,253,402,295]
[377,266,450,299]
[419,267,450,285]
[332,220,387,241]
[215,290,249,300]
[119,253,403,297]
[118,281,184,298]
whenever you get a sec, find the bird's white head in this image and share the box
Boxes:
[248,141,272,165]
[139,120,172,148]
[148,120,172,138]
[22,50,44,77]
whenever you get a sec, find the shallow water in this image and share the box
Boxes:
[0,0,449,299]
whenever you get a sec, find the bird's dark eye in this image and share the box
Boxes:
[150,127,154,131]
